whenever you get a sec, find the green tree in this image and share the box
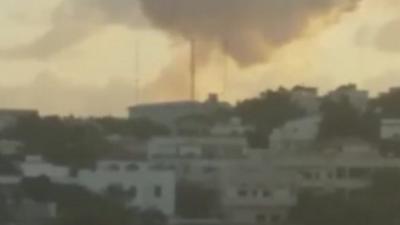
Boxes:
[318,97,379,142]
[290,169,400,225]
[4,116,111,168]
[176,181,221,219]
[372,89,400,118]
[236,87,305,148]
[21,178,139,225]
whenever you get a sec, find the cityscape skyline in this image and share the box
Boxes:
[0,0,400,116]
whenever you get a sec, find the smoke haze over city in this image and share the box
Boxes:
[0,0,400,116]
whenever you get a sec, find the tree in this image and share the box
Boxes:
[3,116,111,168]
[236,87,305,148]
[21,178,138,225]
[176,181,221,219]
[138,209,167,225]
[290,169,400,225]
[318,97,379,142]
[372,89,400,118]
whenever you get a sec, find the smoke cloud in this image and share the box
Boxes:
[2,0,361,65]
[0,0,147,59]
[375,17,400,53]
[0,72,136,116]
[140,0,362,66]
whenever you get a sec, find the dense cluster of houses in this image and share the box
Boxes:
[1,86,400,225]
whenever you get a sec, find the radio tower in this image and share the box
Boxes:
[190,38,196,101]
[222,39,229,99]
[134,38,141,105]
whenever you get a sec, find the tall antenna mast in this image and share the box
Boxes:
[222,39,229,99]
[190,37,196,101]
[134,38,141,105]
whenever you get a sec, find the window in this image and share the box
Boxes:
[126,163,139,171]
[270,214,282,223]
[337,167,347,179]
[238,189,247,197]
[203,166,217,174]
[154,185,162,198]
[252,190,258,197]
[256,214,267,223]
[128,186,137,198]
[262,190,271,198]
[108,164,120,171]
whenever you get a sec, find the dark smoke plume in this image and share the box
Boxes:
[1,0,361,65]
[140,0,362,66]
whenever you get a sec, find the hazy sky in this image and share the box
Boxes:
[1,0,400,116]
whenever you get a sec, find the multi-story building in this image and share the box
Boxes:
[218,162,297,225]
[19,156,176,216]
[380,119,400,140]
[269,116,321,152]
[128,94,230,130]
[290,86,320,115]
[77,160,176,216]
[327,84,369,113]
[379,119,400,157]
[20,156,70,182]
[273,139,388,192]
[147,136,248,160]
[210,117,253,137]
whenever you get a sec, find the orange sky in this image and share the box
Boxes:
[0,0,400,116]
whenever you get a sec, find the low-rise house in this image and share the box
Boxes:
[148,136,248,160]
[77,160,176,216]
[269,116,321,152]
[274,139,390,192]
[0,140,23,156]
[210,117,253,137]
[327,84,368,113]
[128,94,230,131]
[18,156,176,216]
[380,119,400,140]
[290,86,320,115]
[218,162,297,225]
[379,119,400,157]
[19,156,70,182]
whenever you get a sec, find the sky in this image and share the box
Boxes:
[0,0,400,117]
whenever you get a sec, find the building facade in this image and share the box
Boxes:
[269,116,321,152]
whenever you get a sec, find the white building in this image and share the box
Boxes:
[77,160,176,216]
[269,116,321,152]
[147,136,248,160]
[210,117,253,137]
[19,156,176,216]
[20,156,70,182]
[380,119,400,140]
[0,139,23,155]
[327,85,369,113]
[218,162,297,225]
[128,94,230,129]
[272,140,388,192]
[290,86,320,115]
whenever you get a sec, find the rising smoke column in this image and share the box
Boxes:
[0,0,363,102]
[140,0,362,66]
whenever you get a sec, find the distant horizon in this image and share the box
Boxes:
[2,82,397,118]
[0,0,400,116]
